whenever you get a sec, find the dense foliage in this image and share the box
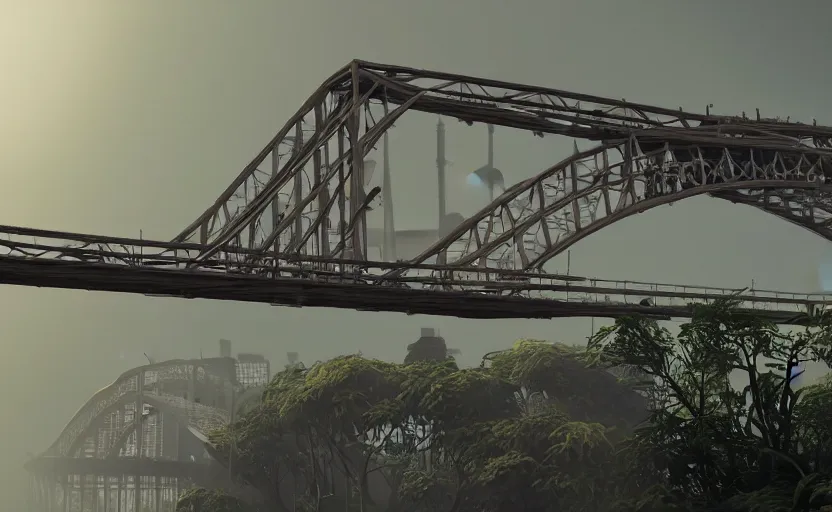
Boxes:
[178,301,832,511]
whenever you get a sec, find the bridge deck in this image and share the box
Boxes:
[0,225,827,323]
[0,254,826,324]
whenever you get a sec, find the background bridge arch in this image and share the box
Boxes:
[26,349,272,512]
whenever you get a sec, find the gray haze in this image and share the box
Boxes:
[2,0,832,508]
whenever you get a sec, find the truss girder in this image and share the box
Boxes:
[399,135,832,272]
[4,60,832,324]
[172,60,832,267]
[351,60,832,147]
[712,188,832,240]
[47,359,234,458]
[172,64,352,245]
[68,392,229,462]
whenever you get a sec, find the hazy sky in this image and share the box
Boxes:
[2,0,832,507]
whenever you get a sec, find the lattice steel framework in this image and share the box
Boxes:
[170,60,832,276]
[25,358,264,512]
[409,135,832,272]
[3,60,832,323]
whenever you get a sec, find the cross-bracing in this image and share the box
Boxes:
[3,60,832,323]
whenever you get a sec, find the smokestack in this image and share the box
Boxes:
[382,121,396,261]
[487,124,494,168]
[437,118,447,230]
[219,339,232,358]
[487,124,495,201]
[436,118,447,264]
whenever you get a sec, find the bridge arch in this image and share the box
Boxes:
[47,358,236,458]
[164,61,832,266]
[401,133,832,272]
[27,356,267,512]
[66,391,231,459]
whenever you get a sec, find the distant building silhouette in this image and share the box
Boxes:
[404,327,459,364]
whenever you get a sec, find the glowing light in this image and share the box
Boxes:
[467,173,485,188]
[465,165,505,195]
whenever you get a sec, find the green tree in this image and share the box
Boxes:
[176,488,250,512]
[183,335,672,511]
[588,299,832,511]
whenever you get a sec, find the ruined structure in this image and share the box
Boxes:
[26,342,270,511]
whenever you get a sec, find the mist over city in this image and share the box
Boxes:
[4,1,832,510]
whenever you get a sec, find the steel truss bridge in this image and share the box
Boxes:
[26,352,271,512]
[4,60,832,323]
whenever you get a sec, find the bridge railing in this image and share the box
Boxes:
[393,269,830,316]
[527,277,830,315]
[0,224,829,316]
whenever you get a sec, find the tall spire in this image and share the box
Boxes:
[487,123,495,168]
[437,117,447,232]
[487,124,496,201]
[382,128,396,261]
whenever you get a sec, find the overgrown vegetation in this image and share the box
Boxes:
[177,300,832,511]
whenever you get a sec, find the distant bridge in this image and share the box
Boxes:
[26,351,270,511]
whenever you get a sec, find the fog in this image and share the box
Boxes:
[2,0,832,508]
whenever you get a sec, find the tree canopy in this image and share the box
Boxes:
[178,300,832,512]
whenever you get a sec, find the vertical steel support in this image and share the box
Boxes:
[569,143,581,233]
[62,477,68,512]
[134,370,144,512]
[271,140,281,256]
[199,220,208,245]
[382,100,396,261]
[155,422,162,512]
[347,61,366,260]
[337,126,347,261]
[292,122,304,249]
[104,476,110,512]
[314,103,330,256]
[79,474,85,511]
[487,124,495,201]
[436,118,446,263]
